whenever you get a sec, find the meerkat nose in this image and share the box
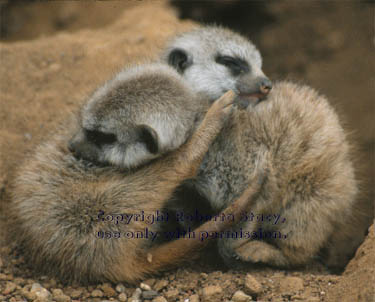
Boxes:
[259,78,272,95]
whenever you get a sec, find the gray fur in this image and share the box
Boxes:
[69,63,209,169]
[162,26,271,103]
[162,26,362,269]
[8,65,250,283]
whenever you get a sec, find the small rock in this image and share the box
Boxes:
[244,274,262,296]
[52,289,64,296]
[116,284,126,293]
[101,283,116,297]
[52,288,70,302]
[189,294,200,302]
[128,288,142,302]
[21,286,37,300]
[164,288,179,300]
[3,281,17,295]
[168,274,175,282]
[91,289,104,297]
[232,290,252,302]
[140,282,152,291]
[201,285,223,302]
[152,296,167,302]
[14,278,26,286]
[118,292,128,302]
[142,290,159,300]
[31,283,43,292]
[55,294,71,302]
[199,273,208,279]
[70,289,83,299]
[143,279,156,287]
[31,284,52,302]
[279,277,304,293]
[153,280,169,291]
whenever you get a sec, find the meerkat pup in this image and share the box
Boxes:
[161,26,361,269]
[9,63,265,284]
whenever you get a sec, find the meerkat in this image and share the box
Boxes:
[8,63,266,284]
[161,26,362,269]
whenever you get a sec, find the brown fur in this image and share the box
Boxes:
[8,85,265,284]
[174,81,364,270]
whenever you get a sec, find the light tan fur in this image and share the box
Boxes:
[8,64,265,284]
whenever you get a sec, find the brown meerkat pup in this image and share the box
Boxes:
[161,26,362,270]
[8,63,265,284]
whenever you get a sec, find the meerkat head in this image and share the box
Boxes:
[162,26,272,105]
[68,63,201,169]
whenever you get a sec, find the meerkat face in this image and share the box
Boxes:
[68,63,201,170]
[162,26,272,105]
[69,101,160,169]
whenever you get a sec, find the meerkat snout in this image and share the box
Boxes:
[235,75,272,106]
[259,77,272,94]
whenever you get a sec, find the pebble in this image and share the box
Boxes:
[101,283,116,297]
[189,294,200,302]
[143,279,156,287]
[128,288,142,302]
[30,283,52,302]
[116,284,126,293]
[201,285,223,302]
[199,273,208,279]
[142,290,159,300]
[152,296,167,302]
[153,279,169,291]
[118,292,128,302]
[279,277,304,293]
[140,282,152,291]
[232,290,252,302]
[164,288,179,300]
[13,278,26,286]
[244,274,262,296]
[21,286,36,300]
[55,294,71,302]
[70,289,83,299]
[3,281,17,295]
[91,289,104,297]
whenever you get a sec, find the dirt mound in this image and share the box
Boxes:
[0,1,373,302]
[326,224,374,302]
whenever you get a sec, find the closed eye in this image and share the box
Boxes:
[215,55,250,76]
[85,129,117,147]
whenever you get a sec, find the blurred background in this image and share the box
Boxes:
[1,0,373,224]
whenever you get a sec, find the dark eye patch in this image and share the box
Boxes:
[85,129,117,147]
[215,55,250,76]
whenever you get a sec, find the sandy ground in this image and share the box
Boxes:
[0,1,374,302]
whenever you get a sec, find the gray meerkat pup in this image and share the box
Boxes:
[9,63,265,284]
[161,26,362,269]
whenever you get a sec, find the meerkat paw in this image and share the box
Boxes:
[234,240,290,267]
[205,90,236,122]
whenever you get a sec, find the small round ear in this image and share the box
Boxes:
[167,48,192,73]
[136,124,159,154]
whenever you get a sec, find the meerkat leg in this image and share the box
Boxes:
[108,165,265,284]
[234,241,290,266]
